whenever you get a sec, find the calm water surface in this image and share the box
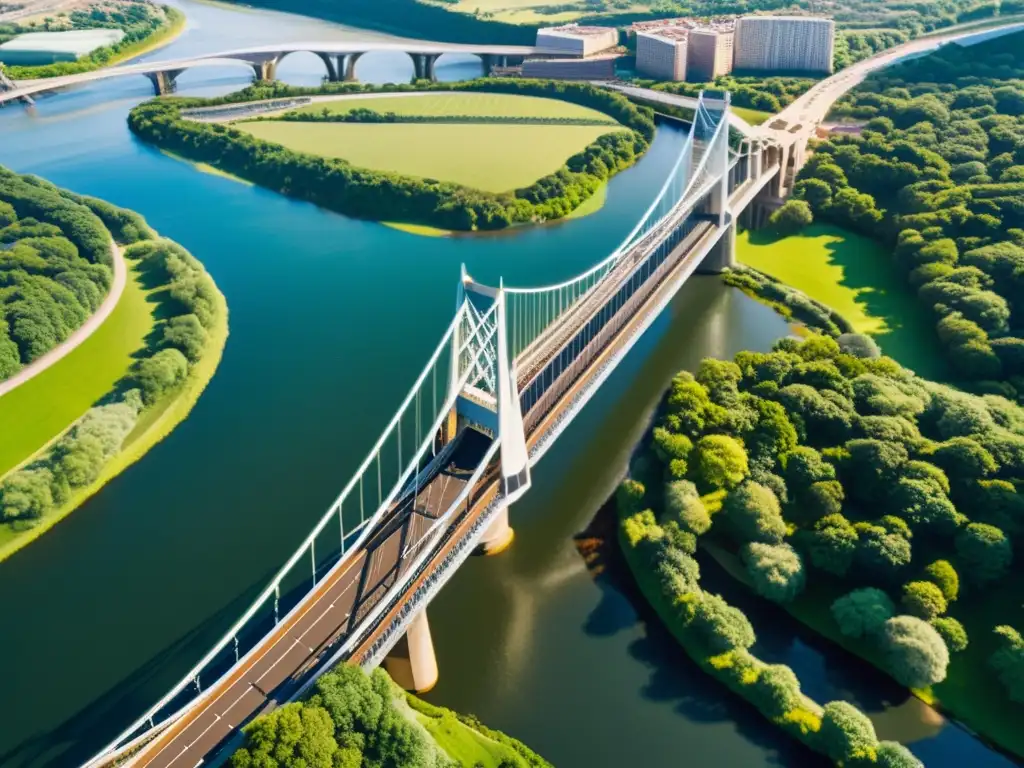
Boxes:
[0,2,1010,765]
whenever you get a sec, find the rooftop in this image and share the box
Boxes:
[632,17,736,34]
[738,14,834,24]
[638,27,690,43]
[540,24,617,37]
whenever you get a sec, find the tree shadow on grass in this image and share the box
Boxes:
[749,224,951,382]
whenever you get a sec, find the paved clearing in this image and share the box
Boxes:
[238,121,624,192]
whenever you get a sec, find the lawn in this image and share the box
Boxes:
[0,262,154,478]
[237,121,625,193]
[737,223,949,380]
[414,710,524,766]
[732,106,775,126]
[292,92,617,122]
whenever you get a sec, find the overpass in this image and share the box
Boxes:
[0,40,551,105]
[81,91,782,768]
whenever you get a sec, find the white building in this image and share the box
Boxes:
[687,27,734,80]
[734,15,835,73]
[636,28,688,81]
[536,24,619,58]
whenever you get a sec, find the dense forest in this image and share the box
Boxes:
[0,1,180,79]
[0,170,225,529]
[0,168,114,379]
[230,666,550,768]
[620,331,1024,761]
[128,79,655,231]
[794,31,1024,402]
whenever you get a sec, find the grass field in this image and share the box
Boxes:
[737,223,949,380]
[293,92,617,122]
[0,263,154,479]
[414,710,525,766]
[732,106,775,126]
[238,121,624,193]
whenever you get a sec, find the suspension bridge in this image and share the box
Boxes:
[83,91,782,768]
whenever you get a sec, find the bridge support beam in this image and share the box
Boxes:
[341,53,363,82]
[698,218,736,274]
[250,57,279,82]
[146,69,183,96]
[476,506,514,555]
[383,609,438,693]
[317,52,339,82]
[411,53,440,82]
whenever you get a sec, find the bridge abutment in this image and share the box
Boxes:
[383,609,439,693]
[476,506,514,555]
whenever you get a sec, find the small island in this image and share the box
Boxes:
[127,79,657,232]
[0,164,227,562]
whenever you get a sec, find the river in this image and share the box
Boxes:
[0,2,1012,766]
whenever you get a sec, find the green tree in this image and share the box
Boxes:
[955,522,1012,586]
[693,434,748,489]
[990,625,1024,703]
[135,348,188,404]
[901,580,947,620]
[882,615,950,688]
[769,199,813,234]
[876,741,924,768]
[663,479,711,535]
[818,701,878,764]
[922,560,959,602]
[750,664,802,718]
[741,542,805,602]
[931,617,969,653]
[689,592,756,654]
[804,513,859,576]
[831,587,895,639]
[723,481,786,544]
[231,702,339,768]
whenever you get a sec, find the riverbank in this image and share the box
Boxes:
[0,205,228,563]
[128,79,654,231]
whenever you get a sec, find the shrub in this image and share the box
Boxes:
[689,592,756,654]
[804,513,859,576]
[931,617,969,653]
[818,701,878,764]
[722,481,786,544]
[741,542,805,602]
[876,741,924,767]
[882,615,950,688]
[663,479,711,535]
[837,332,881,359]
[135,348,188,404]
[622,509,660,549]
[693,434,749,489]
[989,625,1024,703]
[901,581,947,620]
[161,313,208,361]
[831,587,895,639]
[749,664,802,718]
[955,522,1013,586]
[922,560,959,602]
[0,468,54,521]
[769,199,813,234]
[617,478,646,517]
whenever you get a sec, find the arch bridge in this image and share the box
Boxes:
[0,40,547,105]
[83,91,782,768]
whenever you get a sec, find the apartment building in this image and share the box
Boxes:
[535,24,619,57]
[733,15,835,73]
[635,27,688,81]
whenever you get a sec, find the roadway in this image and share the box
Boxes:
[125,429,492,768]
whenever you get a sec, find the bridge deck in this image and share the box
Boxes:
[133,428,492,768]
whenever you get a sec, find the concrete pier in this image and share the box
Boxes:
[383,610,439,693]
[476,506,514,555]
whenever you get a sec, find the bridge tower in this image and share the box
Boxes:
[697,92,737,274]
[445,267,530,554]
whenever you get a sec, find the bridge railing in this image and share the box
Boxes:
[504,95,726,366]
[84,300,503,767]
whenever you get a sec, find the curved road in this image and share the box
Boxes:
[0,240,126,400]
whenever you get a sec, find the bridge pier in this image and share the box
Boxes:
[698,218,736,273]
[411,53,440,82]
[146,69,183,96]
[476,506,514,555]
[250,57,279,82]
[383,609,438,693]
[342,53,363,82]
[317,52,339,82]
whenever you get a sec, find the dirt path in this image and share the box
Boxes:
[0,239,127,399]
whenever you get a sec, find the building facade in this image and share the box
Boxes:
[536,24,619,58]
[733,15,835,73]
[635,29,688,81]
[687,27,734,80]
[521,56,617,79]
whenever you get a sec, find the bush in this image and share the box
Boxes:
[749,664,802,718]
[617,478,646,517]
[955,522,1013,586]
[693,434,748,489]
[831,587,895,639]
[663,479,711,535]
[837,333,881,359]
[901,581,947,620]
[722,481,786,544]
[689,592,756,654]
[989,625,1024,703]
[931,617,969,653]
[161,313,208,361]
[818,701,878,764]
[804,513,859,577]
[876,741,924,767]
[135,348,189,404]
[882,615,950,688]
[769,199,814,234]
[741,542,805,602]
[922,560,959,602]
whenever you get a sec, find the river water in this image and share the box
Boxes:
[0,2,1012,766]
